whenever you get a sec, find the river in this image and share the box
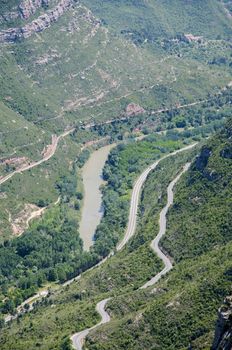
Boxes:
[79,144,115,251]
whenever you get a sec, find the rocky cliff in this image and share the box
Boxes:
[19,0,50,20]
[211,296,232,350]
[0,0,52,23]
[0,0,74,43]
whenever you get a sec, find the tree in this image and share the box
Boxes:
[3,299,15,314]
[0,317,5,329]
[48,268,58,282]
[76,192,83,200]
[61,337,72,350]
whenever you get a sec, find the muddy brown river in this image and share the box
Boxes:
[79,144,115,250]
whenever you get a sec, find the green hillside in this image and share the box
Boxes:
[0,0,231,242]
[83,119,232,350]
[0,136,198,349]
[0,120,231,350]
[83,0,232,41]
[80,120,232,350]
[0,1,231,348]
[162,118,232,261]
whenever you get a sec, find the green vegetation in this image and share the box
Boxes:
[0,133,193,315]
[0,135,82,240]
[0,170,96,314]
[86,242,232,350]
[83,118,232,350]
[0,120,231,350]
[83,0,232,41]
[93,133,191,256]
[0,137,195,349]
[0,0,231,245]
[162,118,232,260]
[0,1,231,348]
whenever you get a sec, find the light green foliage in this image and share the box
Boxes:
[83,0,232,41]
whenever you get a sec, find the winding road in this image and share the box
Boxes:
[3,143,197,329]
[0,128,75,186]
[71,143,197,349]
[141,162,191,289]
[117,143,197,251]
[71,298,111,350]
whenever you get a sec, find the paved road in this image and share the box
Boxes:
[71,298,111,350]
[117,143,197,251]
[141,162,191,289]
[0,128,74,186]
[5,290,49,323]
[70,143,197,349]
[4,143,197,327]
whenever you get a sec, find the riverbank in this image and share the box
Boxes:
[79,143,115,251]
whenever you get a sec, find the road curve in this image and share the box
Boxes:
[4,290,49,323]
[141,162,191,289]
[0,128,74,186]
[117,143,197,251]
[71,298,111,350]
[70,143,197,349]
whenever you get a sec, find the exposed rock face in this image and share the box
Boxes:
[195,146,212,171]
[194,146,220,181]
[0,0,73,43]
[126,103,145,116]
[0,0,51,24]
[184,33,203,43]
[211,296,232,350]
[19,0,50,20]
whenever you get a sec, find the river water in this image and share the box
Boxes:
[79,144,115,251]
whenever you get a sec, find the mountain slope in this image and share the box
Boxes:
[0,0,231,241]
[83,0,232,41]
[162,118,232,261]
[0,2,231,348]
[83,118,232,350]
[0,120,231,349]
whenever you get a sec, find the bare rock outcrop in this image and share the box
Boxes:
[0,0,74,43]
[19,0,50,20]
[126,103,145,117]
[211,296,232,350]
[0,0,51,24]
